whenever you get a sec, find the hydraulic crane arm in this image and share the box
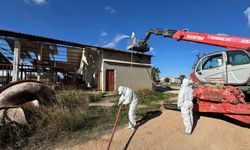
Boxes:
[130,29,250,52]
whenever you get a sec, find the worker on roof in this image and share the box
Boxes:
[131,32,137,45]
[177,79,194,135]
[118,86,138,131]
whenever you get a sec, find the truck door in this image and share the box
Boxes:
[227,50,250,84]
[195,52,227,84]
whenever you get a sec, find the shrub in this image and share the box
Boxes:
[57,91,89,109]
[89,92,105,102]
[136,89,177,106]
[136,89,165,105]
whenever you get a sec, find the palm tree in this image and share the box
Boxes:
[151,67,160,82]
[178,75,186,83]
[164,77,170,83]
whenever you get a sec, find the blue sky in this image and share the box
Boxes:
[1,0,250,77]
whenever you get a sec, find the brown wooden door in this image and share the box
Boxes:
[106,69,114,91]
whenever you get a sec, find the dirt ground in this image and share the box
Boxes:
[55,86,249,150]
[58,109,249,150]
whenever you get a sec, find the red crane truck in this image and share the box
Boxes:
[129,29,250,124]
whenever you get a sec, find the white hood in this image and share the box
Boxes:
[181,78,192,88]
[118,86,127,95]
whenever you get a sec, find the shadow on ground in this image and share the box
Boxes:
[192,111,249,130]
[198,112,250,128]
[123,110,162,150]
[163,103,249,130]
[153,85,173,92]
[192,112,200,133]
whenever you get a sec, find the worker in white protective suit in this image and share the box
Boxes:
[118,86,138,131]
[131,32,137,45]
[177,79,194,135]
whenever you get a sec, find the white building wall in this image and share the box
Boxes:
[102,61,152,92]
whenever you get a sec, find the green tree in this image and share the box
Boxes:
[151,67,160,82]
[164,77,170,83]
[178,75,186,83]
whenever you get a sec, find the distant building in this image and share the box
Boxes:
[160,77,167,83]
[160,77,181,84]
[169,77,181,84]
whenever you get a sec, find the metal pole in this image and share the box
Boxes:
[12,40,21,82]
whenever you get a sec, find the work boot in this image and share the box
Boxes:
[126,124,133,129]
[181,130,191,135]
[129,127,135,131]
[183,132,191,135]
[180,130,191,135]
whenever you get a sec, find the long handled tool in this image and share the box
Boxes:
[105,105,122,150]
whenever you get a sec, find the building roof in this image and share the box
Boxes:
[0,52,11,64]
[0,29,152,57]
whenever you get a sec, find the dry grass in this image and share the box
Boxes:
[136,89,177,105]
[0,89,176,150]
[0,91,92,150]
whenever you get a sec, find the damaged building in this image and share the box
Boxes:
[0,29,152,92]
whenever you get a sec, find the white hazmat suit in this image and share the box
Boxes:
[177,79,194,135]
[118,86,138,130]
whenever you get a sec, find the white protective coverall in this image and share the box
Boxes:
[118,86,138,130]
[177,79,194,134]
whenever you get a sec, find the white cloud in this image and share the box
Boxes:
[188,49,198,54]
[24,0,46,5]
[103,34,129,48]
[244,7,250,26]
[99,31,108,44]
[100,31,108,37]
[104,6,116,13]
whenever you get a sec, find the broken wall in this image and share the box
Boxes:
[78,47,103,89]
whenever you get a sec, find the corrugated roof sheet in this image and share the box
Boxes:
[0,29,152,57]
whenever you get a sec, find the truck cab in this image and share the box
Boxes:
[194,50,250,85]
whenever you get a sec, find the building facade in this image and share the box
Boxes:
[79,47,152,92]
[0,29,152,92]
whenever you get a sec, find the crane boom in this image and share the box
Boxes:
[130,29,250,52]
